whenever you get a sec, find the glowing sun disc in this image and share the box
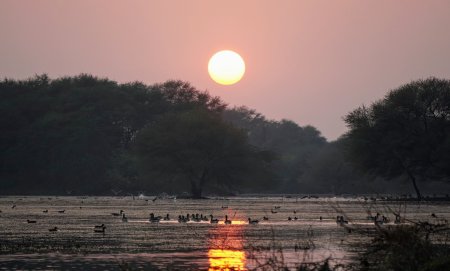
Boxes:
[208,50,245,85]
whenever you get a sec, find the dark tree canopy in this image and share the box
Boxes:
[151,80,227,113]
[5,74,446,197]
[0,75,277,196]
[344,78,450,199]
[135,109,274,198]
[223,106,327,192]
[0,74,168,193]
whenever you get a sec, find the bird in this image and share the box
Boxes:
[271,209,278,214]
[288,217,292,221]
[224,215,232,225]
[431,213,437,218]
[163,214,170,221]
[152,197,157,202]
[57,210,65,214]
[48,227,58,232]
[192,214,201,222]
[209,215,219,224]
[111,210,124,216]
[11,204,16,209]
[149,213,161,223]
[294,217,298,220]
[263,216,269,221]
[27,219,37,223]
[43,210,48,213]
[248,218,259,225]
[336,216,348,225]
[94,225,106,233]
[122,213,128,222]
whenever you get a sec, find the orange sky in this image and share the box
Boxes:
[1,0,450,140]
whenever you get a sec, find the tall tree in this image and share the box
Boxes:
[135,109,274,198]
[344,78,450,199]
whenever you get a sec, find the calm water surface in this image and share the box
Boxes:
[0,196,449,270]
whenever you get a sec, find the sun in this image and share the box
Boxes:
[208,50,245,85]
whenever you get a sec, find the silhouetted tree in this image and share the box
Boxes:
[344,78,450,199]
[152,80,227,113]
[0,74,168,193]
[135,109,274,198]
[0,75,277,195]
[223,106,326,192]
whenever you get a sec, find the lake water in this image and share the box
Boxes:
[0,196,449,270]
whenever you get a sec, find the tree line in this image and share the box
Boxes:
[1,75,449,198]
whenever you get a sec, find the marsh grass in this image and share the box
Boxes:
[342,202,450,271]
[356,225,450,271]
[245,227,345,271]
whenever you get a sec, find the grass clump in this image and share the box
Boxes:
[357,224,450,271]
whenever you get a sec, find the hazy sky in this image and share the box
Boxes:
[1,1,450,140]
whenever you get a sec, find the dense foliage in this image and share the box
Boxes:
[0,75,324,196]
[135,109,274,198]
[223,107,327,192]
[2,75,449,196]
[344,78,450,199]
[1,74,168,194]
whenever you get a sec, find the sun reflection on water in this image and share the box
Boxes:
[208,249,246,271]
[218,220,247,225]
[208,216,247,270]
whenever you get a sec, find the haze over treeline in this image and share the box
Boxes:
[1,75,449,197]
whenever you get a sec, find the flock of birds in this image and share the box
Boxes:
[2,203,330,234]
[335,213,400,227]
[98,206,417,234]
[2,201,445,235]
[2,203,288,233]
[115,210,256,225]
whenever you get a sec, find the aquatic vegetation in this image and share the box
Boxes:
[0,196,449,270]
[356,223,450,271]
